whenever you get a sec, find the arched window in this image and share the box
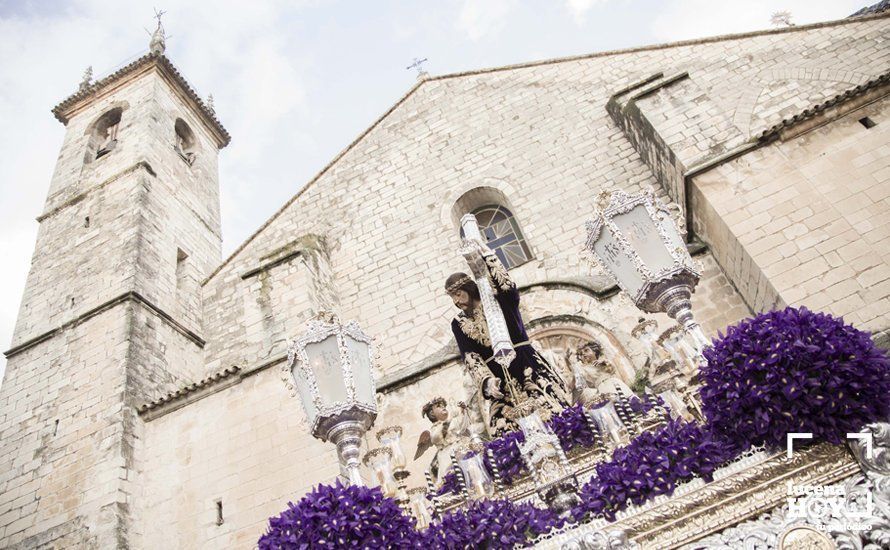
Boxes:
[470,204,532,269]
[174,118,197,165]
[87,107,123,161]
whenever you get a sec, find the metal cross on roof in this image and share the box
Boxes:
[148,7,168,55]
[406,57,428,76]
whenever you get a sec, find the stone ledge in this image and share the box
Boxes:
[37,161,156,222]
[138,366,241,421]
[4,291,205,359]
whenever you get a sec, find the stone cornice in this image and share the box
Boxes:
[137,366,241,420]
[52,53,230,148]
[4,291,204,359]
[757,70,890,142]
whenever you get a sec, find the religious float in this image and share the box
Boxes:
[259,191,890,549]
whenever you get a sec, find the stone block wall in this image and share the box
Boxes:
[0,305,132,548]
[138,249,750,549]
[137,365,338,550]
[4,14,890,550]
[0,62,224,548]
[201,16,889,384]
[691,92,890,332]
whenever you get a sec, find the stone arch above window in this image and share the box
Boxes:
[174,118,198,165]
[85,106,123,162]
[451,186,533,269]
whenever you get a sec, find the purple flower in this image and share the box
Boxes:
[440,405,608,497]
[258,480,421,549]
[699,306,890,449]
[422,499,563,548]
[572,419,735,522]
[436,471,461,497]
[549,404,598,452]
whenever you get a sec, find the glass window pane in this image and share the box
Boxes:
[592,225,645,297]
[471,205,531,269]
[345,335,375,405]
[291,358,318,424]
[305,335,347,408]
[612,205,674,275]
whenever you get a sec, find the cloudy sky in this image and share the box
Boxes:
[0,0,867,381]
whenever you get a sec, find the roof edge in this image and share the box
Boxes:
[426,11,890,82]
[52,53,231,148]
[203,10,890,284]
[756,70,890,141]
[202,78,426,284]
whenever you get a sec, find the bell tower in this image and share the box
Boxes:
[0,18,229,548]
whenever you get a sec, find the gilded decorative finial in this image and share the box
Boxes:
[78,66,93,92]
[149,8,167,55]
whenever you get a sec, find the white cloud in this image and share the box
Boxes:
[651,0,865,42]
[457,0,515,41]
[564,0,605,25]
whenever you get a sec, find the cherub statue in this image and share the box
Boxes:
[567,340,633,403]
[414,397,471,486]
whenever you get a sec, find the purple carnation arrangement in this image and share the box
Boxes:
[435,470,462,497]
[258,480,421,549]
[700,306,890,449]
[423,499,564,549]
[573,419,736,521]
[549,404,598,452]
[484,429,527,484]
[441,404,610,497]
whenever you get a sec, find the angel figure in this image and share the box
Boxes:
[566,340,633,404]
[414,397,471,487]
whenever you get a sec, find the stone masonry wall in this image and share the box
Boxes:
[201,17,889,382]
[11,67,221,354]
[691,92,890,333]
[0,305,132,548]
[139,250,748,549]
[5,14,890,550]
[141,19,890,546]
[0,63,223,548]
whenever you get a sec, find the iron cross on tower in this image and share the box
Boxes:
[406,57,428,76]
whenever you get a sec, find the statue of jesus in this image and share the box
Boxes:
[445,242,570,436]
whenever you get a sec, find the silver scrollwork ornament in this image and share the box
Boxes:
[688,421,890,550]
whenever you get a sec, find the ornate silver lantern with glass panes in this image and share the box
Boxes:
[585,189,709,350]
[282,312,377,485]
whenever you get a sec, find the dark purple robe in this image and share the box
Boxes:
[451,267,570,435]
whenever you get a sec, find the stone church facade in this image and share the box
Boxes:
[0,11,888,549]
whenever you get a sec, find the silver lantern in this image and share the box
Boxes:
[283,312,377,485]
[585,189,709,350]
